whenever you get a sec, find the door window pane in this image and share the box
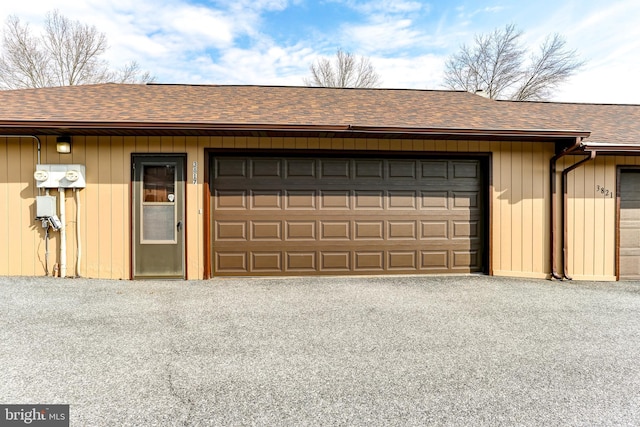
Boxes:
[143,205,175,241]
[144,165,175,202]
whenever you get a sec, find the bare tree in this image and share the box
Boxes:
[0,10,155,89]
[304,49,381,88]
[444,24,584,101]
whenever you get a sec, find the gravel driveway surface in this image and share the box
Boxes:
[1,275,640,426]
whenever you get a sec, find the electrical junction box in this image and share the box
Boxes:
[36,195,57,218]
[34,164,86,189]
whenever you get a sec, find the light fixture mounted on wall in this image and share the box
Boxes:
[56,136,72,154]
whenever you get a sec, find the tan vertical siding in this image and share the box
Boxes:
[3,134,633,281]
[0,139,8,274]
[108,137,127,279]
[563,154,637,281]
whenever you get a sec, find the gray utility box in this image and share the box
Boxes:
[36,195,57,218]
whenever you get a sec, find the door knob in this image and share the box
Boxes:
[177,220,183,231]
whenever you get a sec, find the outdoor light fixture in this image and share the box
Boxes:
[56,136,72,154]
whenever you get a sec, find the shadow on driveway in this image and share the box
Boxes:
[1,275,640,426]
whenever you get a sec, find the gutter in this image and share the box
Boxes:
[0,120,591,140]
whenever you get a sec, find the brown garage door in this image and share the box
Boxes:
[211,156,485,276]
[619,170,640,279]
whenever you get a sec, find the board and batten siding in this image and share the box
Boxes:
[561,155,640,281]
[1,135,617,280]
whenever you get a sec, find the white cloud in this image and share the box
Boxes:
[339,0,426,14]
[340,18,432,54]
[375,54,445,89]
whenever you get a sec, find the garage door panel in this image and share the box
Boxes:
[251,159,281,178]
[355,221,385,239]
[251,221,282,240]
[452,191,479,209]
[212,156,485,276]
[251,190,282,209]
[421,191,449,209]
[355,190,384,209]
[355,252,384,270]
[355,160,384,178]
[320,221,350,240]
[389,160,418,178]
[216,221,247,240]
[452,250,480,271]
[286,252,317,271]
[216,252,248,273]
[215,190,247,209]
[421,251,449,270]
[620,228,640,248]
[388,251,418,270]
[421,161,448,179]
[422,221,448,239]
[321,252,351,271]
[388,190,417,209]
[285,159,316,178]
[216,158,247,178]
[251,252,282,271]
[453,220,480,238]
[285,221,316,240]
[320,160,350,178]
[320,190,350,209]
[388,221,417,239]
[452,161,480,179]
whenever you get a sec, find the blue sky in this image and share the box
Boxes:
[1,0,639,103]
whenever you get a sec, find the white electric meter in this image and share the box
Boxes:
[65,170,80,182]
[34,170,49,182]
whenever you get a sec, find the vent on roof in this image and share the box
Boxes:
[475,89,490,98]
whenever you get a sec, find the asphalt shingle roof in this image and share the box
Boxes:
[0,83,638,144]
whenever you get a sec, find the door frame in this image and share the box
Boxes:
[130,153,187,279]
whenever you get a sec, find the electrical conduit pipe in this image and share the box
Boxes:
[59,187,66,278]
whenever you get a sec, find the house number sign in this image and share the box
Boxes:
[192,161,198,184]
[596,184,614,198]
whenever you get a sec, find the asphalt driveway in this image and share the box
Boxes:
[1,275,640,426]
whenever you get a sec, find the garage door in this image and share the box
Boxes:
[211,156,485,276]
[619,170,640,279]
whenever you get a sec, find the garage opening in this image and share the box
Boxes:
[210,154,488,276]
[619,169,640,279]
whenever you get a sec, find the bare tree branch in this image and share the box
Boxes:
[304,49,381,88]
[0,10,156,89]
[512,33,585,101]
[111,60,157,84]
[444,24,584,100]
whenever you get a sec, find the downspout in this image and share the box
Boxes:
[550,138,582,279]
[561,150,596,280]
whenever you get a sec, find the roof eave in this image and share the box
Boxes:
[0,120,590,141]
